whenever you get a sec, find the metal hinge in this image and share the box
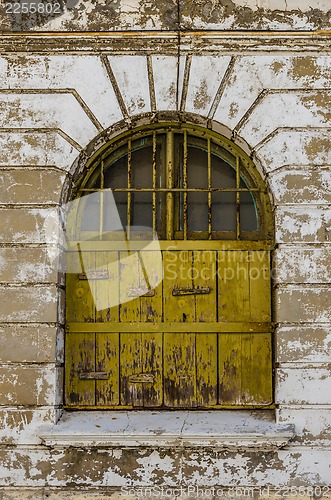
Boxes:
[79,271,109,280]
[172,286,211,296]
[79,371,109,380]
[128,373,155,383]
[127,287,155,297]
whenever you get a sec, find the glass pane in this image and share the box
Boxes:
[240,191,258,231]
[103,154,127,229]
[212,156,236,188]
[104,191,127,230]
[104,155,127,188]
[187,193,208,231]
[212,156,236,231]
[212,192,236,231]
[131,192,153,227]
[81,192,100,231]
[187,146,208,231]
[131,146,153,188]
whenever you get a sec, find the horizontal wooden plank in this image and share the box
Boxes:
[66,240,274,252]
[64,403,276,410]
[66,322,274,333]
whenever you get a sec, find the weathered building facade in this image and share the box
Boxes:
[0,0,331,497]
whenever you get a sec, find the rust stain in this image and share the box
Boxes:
[301,94,331,122]
[270,60,285,74]
[304,136,331,162]
[193,79,210,110]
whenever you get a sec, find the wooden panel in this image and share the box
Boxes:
[119,250,142,322]
[217,250,272,406]
[119,250,163,407]
[140,250,163,407]
[67,240,274,251]
[65,332,95,406]
[95,251,120,322]
[120,332,143,406]
[248,251,271,322]
[141,333,163,407]
[119,251,143,405]
[95,333,120,406]
[65,252,96,406]
[67,322,273,333]
[65,251,95,323]
[218,250,251,322]
[95,251,120,406]
[219,333,272,406]
[218,250,271,322]
[139,250,163,322]
[163,251,197,407]
[194,250,217,406]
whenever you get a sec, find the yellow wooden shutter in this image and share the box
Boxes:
[218,250,273,406]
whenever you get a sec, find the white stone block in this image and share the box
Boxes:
[0,93,98,147]
[276,326,331,363]
[275,205,328,243]
[215,55,331,130]
[276,285,331,323]
[273,246,331,283]
[239,91,331,148]
[108,56,150,116]
[0,131,78,169]
[185,55,231,116]
[256,129,331,173]
[2,55,123,130]
[152,55,183,111]
[276,367,331,405]
[277,407,331,446]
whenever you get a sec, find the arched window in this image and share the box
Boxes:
[65,123,274,409]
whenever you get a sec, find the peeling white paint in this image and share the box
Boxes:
[1,40,331,492]
[239,92,331,147]
[185,56,231,116]
[215,56,331,129]
[0,94,98,147]
[3,56,123,129]
[108,56,150,116]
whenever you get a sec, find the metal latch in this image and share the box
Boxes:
[128,373,155,383]
[172,286,211,296]
[79,371,109,380]
[79,271,109,280]
[127,287,155,297]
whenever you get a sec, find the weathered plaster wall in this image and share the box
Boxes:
[1,0,331,31]
[0,19,331,497]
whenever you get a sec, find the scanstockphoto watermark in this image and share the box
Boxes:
[164,251,272,284]
[43,189,280,311]
[121,485,331,497]
[42,190,163,311]
[4,0,80,16]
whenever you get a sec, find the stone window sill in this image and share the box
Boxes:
[40,410,295,451]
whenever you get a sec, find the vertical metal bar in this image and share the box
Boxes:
[236,155,240,240]
[152,131,157,233]
[183,130,188,240]
[207,138,212,239]
[99,159,104,239]
[127,138,132,239]
[166,131,174,241]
